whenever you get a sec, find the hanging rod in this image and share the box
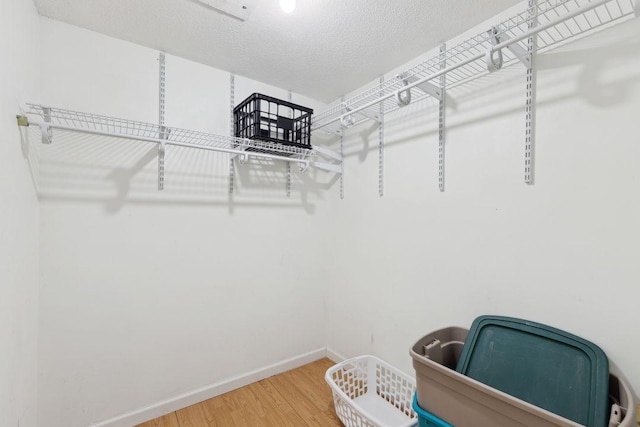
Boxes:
[313,0,636,131]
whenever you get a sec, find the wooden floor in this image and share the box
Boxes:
[137,358,342,427]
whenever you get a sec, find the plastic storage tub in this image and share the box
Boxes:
[325,355,418,427]
[410,326,637,427]
[456,316,610,427]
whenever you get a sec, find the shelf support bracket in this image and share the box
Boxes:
[400,73,442,101]
[313,144,342,162]
[525,0,538,185]
[343,101,381,124]
[496,32,531,68]
[438,43,446,192]
[322,121,343,136]
[311,161,341,174]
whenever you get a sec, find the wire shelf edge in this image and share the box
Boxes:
[23,103,316,162]
[312,0,636,131]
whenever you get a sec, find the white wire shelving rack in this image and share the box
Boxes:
[313,0,638,189]
[18,103,343,190]
[22,103,314,163]
[17,51,343,194]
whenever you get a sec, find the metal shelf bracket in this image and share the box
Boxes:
[496,32,532,68]
[312,161,341,174]
[342,101,381,124]
[323,121,343,136]
[400,72,442,101]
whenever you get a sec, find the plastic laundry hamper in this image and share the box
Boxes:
[325,355,418,427]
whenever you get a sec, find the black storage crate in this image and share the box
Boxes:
[234,93,313,150]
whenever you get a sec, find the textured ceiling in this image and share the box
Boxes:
[33,0,521,103]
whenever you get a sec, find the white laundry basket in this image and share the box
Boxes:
[325,355,417,427]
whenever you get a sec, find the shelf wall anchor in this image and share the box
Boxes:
[323,121,343,136]
[16,115,29,127]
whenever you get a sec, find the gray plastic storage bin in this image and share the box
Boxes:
[410,327,637,427]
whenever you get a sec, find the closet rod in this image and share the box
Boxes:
[315,0,611,130]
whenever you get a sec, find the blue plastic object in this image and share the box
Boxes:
[456,315,609,427]
[412,394,454,427]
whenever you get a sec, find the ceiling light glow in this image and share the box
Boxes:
[279,0,296,13]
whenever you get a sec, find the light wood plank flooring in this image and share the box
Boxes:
[137,358,342,427]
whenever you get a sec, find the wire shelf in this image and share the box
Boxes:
[25,104,314,160]
[312,0,636,130]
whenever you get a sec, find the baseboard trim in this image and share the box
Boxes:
[325,347,347,363]
[90,347,327,427]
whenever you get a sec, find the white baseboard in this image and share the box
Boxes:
[325,347,347,363]
[90,347,327,427]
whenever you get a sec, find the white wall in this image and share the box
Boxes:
[36,18,332,427]
[326,13,640,395]
[19,3,640,426]
[0,0,41,426]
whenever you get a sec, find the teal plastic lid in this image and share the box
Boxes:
[456,316,609,427]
